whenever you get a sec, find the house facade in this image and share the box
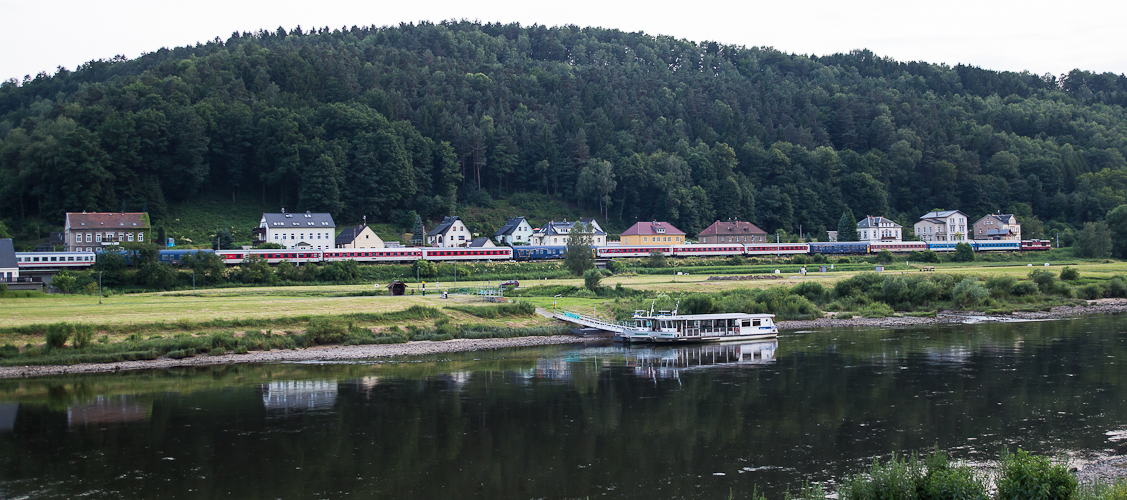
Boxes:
[255,210,336,250]
[914,210,969,242]
[529,219,607,246]
[0,238,17,281]
[335,224,384,249]
[427,216,472,247]
[64,212,151,252]
[620,221,685,246]
[469,237,496,248]
[857,216,902,243]
[697,220,768,244]
[493,217,535,246]
[973,213,1021,240]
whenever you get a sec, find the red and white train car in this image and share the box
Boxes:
[596,246,674,258]
[422,247,513,261]
[323,248,424,263]
[1021,239,1051,251]
[216,250,323,265]
[744,243,810,256]
[868,241,928,253]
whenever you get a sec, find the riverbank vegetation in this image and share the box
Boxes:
[0,302,559,366]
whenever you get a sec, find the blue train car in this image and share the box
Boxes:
[513,246,567,260]
[973,240,1021,252]
[159,249,215,264]
[809,242,870,254]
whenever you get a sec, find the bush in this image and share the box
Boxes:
[1059,266,1080,281]
[995,449,1077,500]
[45,323,73,349]
[583,269,601,291]
[953,242,975,262]
[909,250,941,263]
[921,463,989,500]
[792,281,827,302]
[305,318,347,345]
[876,250,894,264]
[72,324,93,349]
[1013,281,1040,296]
[1030,269,1058,293]
[414,259,437,278]
[646,250,668,268]
[951,278,990,308]
[1106,276,1127,298]
[210,347,226,356]
[1080,283,1103,300]
[839,453,922,500]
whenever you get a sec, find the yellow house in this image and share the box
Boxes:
[335,224,384,249]
[619,221,685,246]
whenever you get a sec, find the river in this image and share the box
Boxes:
[2,315,1127,499]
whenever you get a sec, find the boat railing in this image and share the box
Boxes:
[553,309,633,332]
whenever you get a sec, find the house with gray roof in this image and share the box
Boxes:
[857,215,902,243]
[973,213,1021,240]
[0,238,17,281]
[914,210,969,242]
[530,218,606,246]
[493,216,534,246]
[469,237,496,248]
[335,224,384,249]
[255,210,336,250]
[426,216,471,247]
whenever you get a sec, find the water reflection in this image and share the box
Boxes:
[2,316,1127,499]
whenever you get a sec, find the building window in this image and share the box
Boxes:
[96,233,102,242]
[138,233,143,242]
[127,233,134,242]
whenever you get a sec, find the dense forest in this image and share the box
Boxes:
[3,21,1127,241]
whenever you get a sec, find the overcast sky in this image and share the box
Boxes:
[3,0,1126,82]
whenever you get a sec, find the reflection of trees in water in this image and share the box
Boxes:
[3,316,1127,499]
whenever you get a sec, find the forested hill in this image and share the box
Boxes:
[3,21,1127,239]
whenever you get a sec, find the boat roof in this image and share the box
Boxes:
[634,312,774,320]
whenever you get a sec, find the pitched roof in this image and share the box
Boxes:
[335,225,365,245]
[262,211,335,229]
[620,221,685,236]
[919,210,966,219]
[698,220,767,236]
[469,237,495,247]
[536,219,607,236]
[0,239,15,269]
[427,216,461,237]
[66,212,150,230]
[985,213,1017,225]
[494,217,527,236]
[856,215,901,229]
[985,228,1014,236]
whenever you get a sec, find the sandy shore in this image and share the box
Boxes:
[779,299,1127,330]
[0,335,586,379]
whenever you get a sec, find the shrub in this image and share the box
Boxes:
[210,347,226,356]
[876,250,894,264]
[0,344,19,358]
[583,269,602,291]
[414,259,437,278]
[986,276,1017,298]
[0,283,6,296]
[792,281,827,302]
[646,250,668,268]
[909,250,941,263]
[995,449,1077,500]
[951,278,990,308]
[72,324,93,349]
[304,318,348,345]
[921,463,989,500]
[1106,276,1127,298]
[953,242,976,262]
[837,257,852,264]
[45,323,73,349]
[573,289,597,299]
[1080,283,1104,300]
[681,294,717,314]
[1030,269,1058,293]
[1013,281,1040,296]
[233,345,249,354]
[839,453,922,500]
[1060,266,1080,281]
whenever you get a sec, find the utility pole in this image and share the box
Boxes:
[192,269,196,291]
[776,232,780,258]
[98,271,103,305]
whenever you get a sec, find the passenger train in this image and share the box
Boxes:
[15,239,1050,270]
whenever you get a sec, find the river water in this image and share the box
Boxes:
[3,315,1127,499]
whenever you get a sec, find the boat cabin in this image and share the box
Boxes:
[629,312,777,342]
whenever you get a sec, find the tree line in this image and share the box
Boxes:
[2,21,1127,241]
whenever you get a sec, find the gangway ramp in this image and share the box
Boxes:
[551,309,631,334]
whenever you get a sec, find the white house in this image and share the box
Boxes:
[0,238,17,282]
[914,210,969,242]
[857,215,902,243]
[335,224,384,249]
[530,218,607,246]
[427,216,472,247]
[256,210,336,250]
[493,217,535,246]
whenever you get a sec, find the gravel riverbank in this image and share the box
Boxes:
[779,299,1127,330]
[0,335,586,379]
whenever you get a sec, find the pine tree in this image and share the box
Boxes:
[837,209,858,241]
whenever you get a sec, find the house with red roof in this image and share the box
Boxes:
[697,220,768,244]
[64,212,151,252]
[620,221,685,246]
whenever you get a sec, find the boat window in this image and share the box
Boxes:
[753,319,761,327]
[742,319,750,327]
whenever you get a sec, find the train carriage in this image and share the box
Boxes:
[596,246,673,258]
[973,240,1021,252]
[1022,239,1051,251]
[745,243,810,256]
[513,246,567,260]
[809,242,870,254]
[15,252,97,268]
[422,247,512,261]
[216,250,323,265]
[671,245,745,257]
[323,248,423,263]
[868,241,928,253]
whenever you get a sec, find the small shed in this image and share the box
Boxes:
[387,281,407,296]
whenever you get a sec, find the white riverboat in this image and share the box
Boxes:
[616,304,778,343]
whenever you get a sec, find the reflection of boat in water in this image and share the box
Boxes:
[262,380,338,413]
[616,302,778,343]
[67,396,151,426]
[624,341,778,379]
